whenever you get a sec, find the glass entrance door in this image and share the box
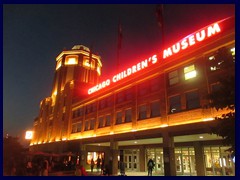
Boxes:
[146,148,164,175]
[124,149,139,171]
[175,147,196,176]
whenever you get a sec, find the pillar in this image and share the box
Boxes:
[109,139,119,175]
[162,132,176,176]
[194,142,206,176]
[139,146,146,172]
[79,144,87,167]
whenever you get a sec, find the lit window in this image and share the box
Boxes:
[168,70,179,85]
[65,56,78,65]
[83,57,95,69]
[184,65,197,80]
[91,60,95,69]
[83,58,91,67]
[208,56,215,61]
[230,47,235,56]
[97,66,101,75]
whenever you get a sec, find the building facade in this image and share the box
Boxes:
[30,17,235,176]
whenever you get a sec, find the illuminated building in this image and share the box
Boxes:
[30,17,235,176]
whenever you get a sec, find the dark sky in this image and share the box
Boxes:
[3,4,235,141]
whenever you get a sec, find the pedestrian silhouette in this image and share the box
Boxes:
[147,158,155,176]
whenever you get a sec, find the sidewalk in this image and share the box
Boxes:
[49,169,161,176]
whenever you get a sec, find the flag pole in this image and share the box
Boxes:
[156,4,164,49]
[117,20,122,73]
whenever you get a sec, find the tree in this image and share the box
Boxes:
[207,47,235,155]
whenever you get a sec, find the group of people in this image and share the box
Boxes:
[90,156,104,173]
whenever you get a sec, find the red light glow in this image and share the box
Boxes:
[87,18,231,95]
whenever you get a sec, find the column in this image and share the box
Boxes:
[162,132,176,176]
[139,146,146,172]
[194,142,206,176]
[109,139,119,175]
[79,144,87,167]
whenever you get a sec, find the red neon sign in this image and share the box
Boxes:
[163,23,221,59]
[88,54,157,94]
[88,18,226,95]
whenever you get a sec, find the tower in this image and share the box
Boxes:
[32,45,102,144]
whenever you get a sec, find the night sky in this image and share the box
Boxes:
[3,4,235,142]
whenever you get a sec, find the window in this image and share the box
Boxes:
[90,119,95,130]
[116,111,123,124]
[72,108,83,119]
[184,65,197,80]
[150,101,161,117]
[97,65,101,75]
[83,57,91,68]
[169,95,181,113]
[125,109,132,123]
[98,116,104,128]
[86,103,96,114]
[186,91,200,109]
[168,70,179,85]
[65,56,78,65]
[77,122,82,132]
[72,124,77,133]
[105,115,111,126]
[138,104,147,120]
[77,108,84,117]
[84,120,89,131]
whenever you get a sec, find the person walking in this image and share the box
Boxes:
[90,158,94,172]
[147,158,155,176]
[96,156,101,172]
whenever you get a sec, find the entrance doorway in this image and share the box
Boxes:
[124,149,139,171]
[146,148,164,175]
[175,147,196,176]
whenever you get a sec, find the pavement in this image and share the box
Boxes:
[49,169,161,176]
